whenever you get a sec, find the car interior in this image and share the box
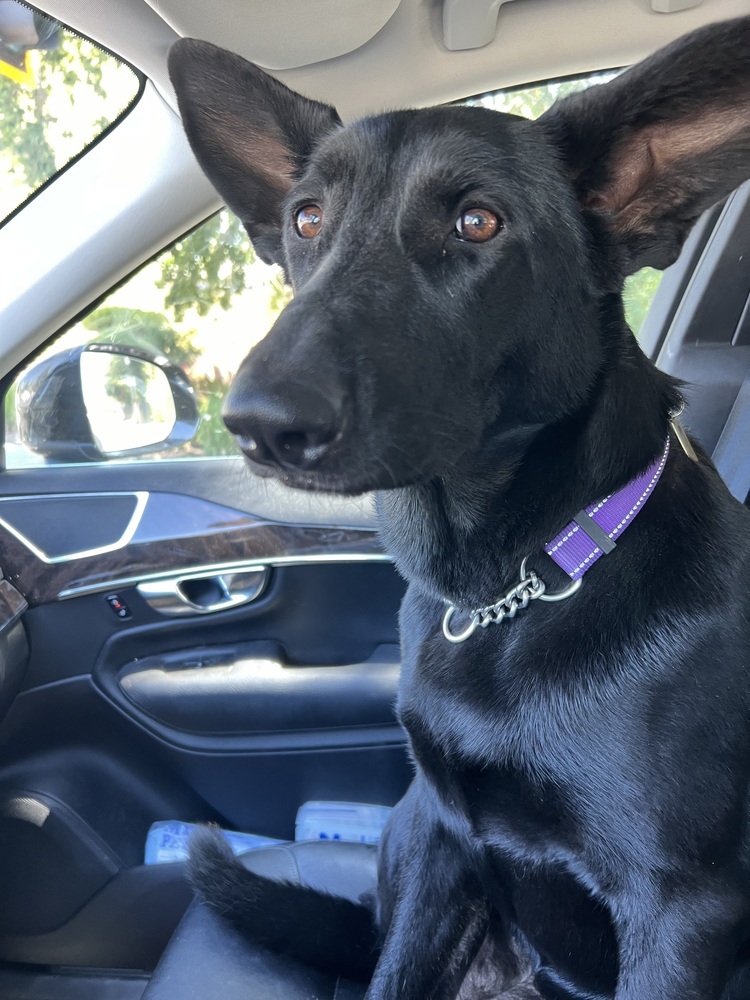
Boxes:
[0,0,749,998]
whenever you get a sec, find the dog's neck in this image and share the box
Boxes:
[376,322,680,609]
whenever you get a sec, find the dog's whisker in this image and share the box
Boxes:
[398,409,468,429]
[373,455,403,489]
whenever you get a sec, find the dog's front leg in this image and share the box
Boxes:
[368,786,487,1000]
[368,831,487,1000]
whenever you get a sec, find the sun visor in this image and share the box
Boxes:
[142,0,402,70]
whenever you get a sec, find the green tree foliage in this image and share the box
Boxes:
[155,211,292,322]
[83,307,200,369]
[1,21,255,457]
[0,68,55,190]
[468,74,612,119]
[156,212,255,323]
[0,27,114,201]
[1,19,289,353]
[622,268,663,335]
[189,370,239,456]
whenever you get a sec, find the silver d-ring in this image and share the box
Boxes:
[442,605,479,643]
[520,557,582,603]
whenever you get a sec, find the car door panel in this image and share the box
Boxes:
[0,619,28,725]
[116,642,401,737]
[0,457,410,970]
[0,457,376,527]
[1,548,408,808]
[0,491,383,606]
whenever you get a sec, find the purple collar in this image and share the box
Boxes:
[544,437,670,581]
[442,438,670,643]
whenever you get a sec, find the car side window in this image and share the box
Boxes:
[3,70,663,469]
[4,210,288,467]
[0,0,140,224]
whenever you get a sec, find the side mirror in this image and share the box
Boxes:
[0,6,60,83]
[15,343,199,462]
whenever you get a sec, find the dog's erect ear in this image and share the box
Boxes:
[542,17,750,275]
[168,39,342,265]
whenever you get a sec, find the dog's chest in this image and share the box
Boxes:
[397,590,631,987]
[399,590,581,772]
[397,587,637,853]
[402,676,586,858]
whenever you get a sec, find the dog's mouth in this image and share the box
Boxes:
[238,448,430,495]
[244,460,377,495]
[223,366,470,495]
[234,428,440,496]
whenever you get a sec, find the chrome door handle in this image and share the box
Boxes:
[137,565,269,616]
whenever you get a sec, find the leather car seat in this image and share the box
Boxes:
[142,840,376,999]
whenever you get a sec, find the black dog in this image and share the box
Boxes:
[169,18,750,999]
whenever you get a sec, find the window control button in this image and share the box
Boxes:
[106,594,132,620]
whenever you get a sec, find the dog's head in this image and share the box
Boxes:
[168,21,750,495]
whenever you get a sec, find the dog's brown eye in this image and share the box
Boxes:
[295,205,323,239]
[455,208,500,243]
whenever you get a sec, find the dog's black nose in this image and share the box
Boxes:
[223,380,343,470]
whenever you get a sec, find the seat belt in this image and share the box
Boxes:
[712,370,750,504]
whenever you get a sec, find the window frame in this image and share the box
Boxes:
[0,3,146,231]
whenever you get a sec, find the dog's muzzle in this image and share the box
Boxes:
[223,377,344,472]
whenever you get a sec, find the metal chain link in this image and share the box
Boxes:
[442,568,546,643]
[442,558,583,644]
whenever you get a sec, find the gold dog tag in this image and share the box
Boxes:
[670,417,699,463]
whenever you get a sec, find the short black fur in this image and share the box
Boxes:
[170,19,750,999]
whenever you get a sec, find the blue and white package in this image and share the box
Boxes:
[144,820,282,865]
[294,801,392,844]
[145,800,392,863]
